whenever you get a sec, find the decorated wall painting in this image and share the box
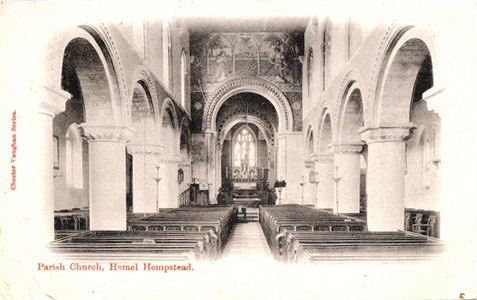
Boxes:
[191,32,303,91]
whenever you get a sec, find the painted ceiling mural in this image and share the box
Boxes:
[190,32,303,92]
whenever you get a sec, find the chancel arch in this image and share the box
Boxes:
[203,77,293,133]
[216,93,279,192]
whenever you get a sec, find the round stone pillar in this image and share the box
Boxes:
[361,125,414,231]
[312,154,334,210]
[157,154,181,208]
[82,125,133,230]
[303,159,316,205]
[332,144,362,213]
[25,87,70,243]
[127,144,164,213]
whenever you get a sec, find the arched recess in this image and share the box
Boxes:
[203,77,293,132]
[373,27,436,125]
[62,37,120,125]
[305,125,315,159]
[219,115,274,148]
[160,97,179,154]
[338,81,364,145]
[130,82,156,145]
[365,27,440,232]
[46,25,128,126]
[314,108,334,209]
[218,115,276,189]
[337,81,366,213]
[179,117,191,158]
[55,30,124,201]
[317,109,333,155]
[129,67,160,124]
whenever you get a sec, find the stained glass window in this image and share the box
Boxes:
[233,127,256,168]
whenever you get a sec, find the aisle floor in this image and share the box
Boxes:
[220,222,273,261]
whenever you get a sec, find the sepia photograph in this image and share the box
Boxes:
[1,0,477,299]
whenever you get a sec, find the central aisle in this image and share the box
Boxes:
[220,222,273,261]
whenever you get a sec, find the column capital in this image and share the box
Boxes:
[81,124,134,143]
[127,144,164,155]
[331,144,363,154]
[36,86,71,117]
[311,154,334,164]
[359,123,416,144]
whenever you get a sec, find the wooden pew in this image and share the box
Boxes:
[277,231,444,263]
[259,205,367,254]
[54,208,89,230]
[128,206,237,250]
[49,231,217,261]
[405,208,440,238]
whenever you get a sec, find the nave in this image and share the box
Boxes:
[51,203,444,263]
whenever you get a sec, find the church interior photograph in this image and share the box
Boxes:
[2,0,477,299]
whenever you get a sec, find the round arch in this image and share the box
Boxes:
[219,115,274,149]
[130,67,160,124]
[317,108,333,155]
[373,26,437,125]
[305,125,315,158]
[129,82,156,146]
[160,97,179,130]
[44,25,127,126]
[202,77,294,132]
[160,97,180,155]
[337,81,365,145]
[178,116,191,154]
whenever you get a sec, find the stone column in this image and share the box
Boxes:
[157,154,181,208]
[127,144,163,213]
[360,125,414,231]
[204,131,218,204]
[331,144,363,213]
[276,133,287,180]
[28,87,70,243]
[302,159,313,205]
[312,154,334,210]
[82,125,133,230]
[268,146,277,184]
